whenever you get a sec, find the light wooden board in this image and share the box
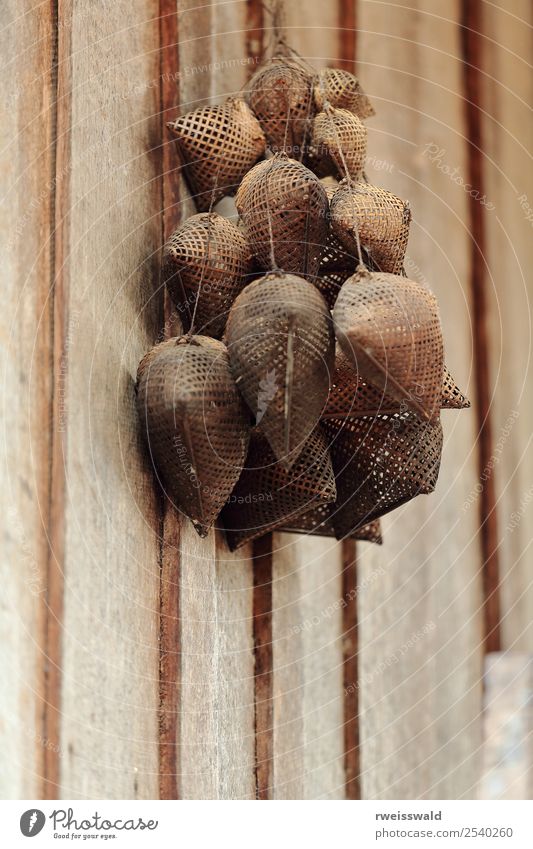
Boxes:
[478,652,533,799]
[56,0,163,798]
[174,0,256,800]
[480,1,533,651]
[0,0,55,798]
[268,1,347,800]
[356,0,484,799]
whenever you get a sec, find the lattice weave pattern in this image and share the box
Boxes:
[161,213,253,339]
[167,98,266,211]
[311,108,367,181]
[314,68,375,119]
[246,57,314,154]
[136,336,250,536]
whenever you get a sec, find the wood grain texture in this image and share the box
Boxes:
[356,0,484,799]
[0,0,55,798]
[174,0,256,800]
[480,1,533,653]
[272,535,345,799]
[56,0,162,798]
[266,0,347,800]
[478,653,533,799]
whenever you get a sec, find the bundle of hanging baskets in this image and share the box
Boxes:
[136,37,470,551]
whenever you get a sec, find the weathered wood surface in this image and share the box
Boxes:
[356,0,485,799]
[0,0,55,799]
[480,0,533,652]
[173,0,256,800]
[479,653,533,799]
[55,0,163,798]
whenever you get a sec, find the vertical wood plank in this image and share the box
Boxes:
[478,653,533,799]
[174,0,256,800]
[267,0,347,800]
[0,0,55,798]
[57,0,163,798]
[356,0,484,798]
[480,1,533,652]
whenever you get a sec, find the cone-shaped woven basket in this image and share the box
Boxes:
[330,180,411,274]
[225,273,335,468]
[167,98,266,211]
[324,347,470,419]
[235,155,329,278]
[221,427,336,551]
[278,501,383,545]
[161,213,254,339]
[333,270,444,422]
[136,336,250,536]
[323,412,443,533]
[246,56,314,154]
[310,108,367,181]
[314,68,375,119]
[312,178,357,308]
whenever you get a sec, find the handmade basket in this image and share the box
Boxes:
[314,68,375,119]
[235,155,329,278]
[167,98,266,211]
[136,336,250,536]
[225,273,335,468]
[221,427,336,550]
[333,270,444,422]
[330,180,411,274]
[278,501,383,545]
[246,56,314,154]
[323,412,443,533]
[161,213,254,339]
[324,347,470,419]
[310,108,367,181]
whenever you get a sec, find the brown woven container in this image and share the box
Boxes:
[333,270,444,422]
[310,108,367,181]
[235,155,329,278]
[246,56,314,154]
[225,273,335,468]
[330,180,411,274]
[314,69,375,119]
[161,213,254,339]
[278,502,382,545]
[167,98,266,212]
[323,412,443,533]
[136,336,250,536]
[324,347,469,418]
[221,427,336,551]
[311,179,357,308]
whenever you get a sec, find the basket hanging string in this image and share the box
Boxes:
[265,157,283,275]
[317,75,365,271]
[186,164,222,340]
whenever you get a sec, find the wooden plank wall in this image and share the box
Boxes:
[0,0,530,802]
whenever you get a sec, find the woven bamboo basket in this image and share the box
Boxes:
[278,502,383,544]
[330,180,411,274]
[310,107,367,181]
[314,68,375,119]
[225,273,335,468]
[246,56,314,154]
[235,155,329,278]
[161,213,254,339]
[323,347,470,419]
[167,98,266,211]
[136,336,250,536]
[323,412,443,533]
[333,270,444,422]
[221,427,336,551]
